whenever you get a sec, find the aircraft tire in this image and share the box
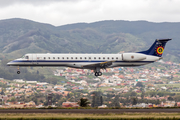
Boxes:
[95,72,99,77]
[17,71,20,74]
[99,72,102,76]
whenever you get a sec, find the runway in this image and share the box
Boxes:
[0,109,180,113]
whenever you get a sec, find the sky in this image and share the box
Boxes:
[0,0,180,26]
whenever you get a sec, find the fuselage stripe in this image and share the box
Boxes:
[11,60,153,63]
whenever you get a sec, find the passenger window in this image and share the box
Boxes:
[44,57,46,59]
[94,57,96,59]
[116,57,118,59]
[48,57,50,59]
[99,57,101,59]
[112,57,114,59]
[25,56,29,59]
[103,57,105,59]
[89,57,91,59]
[67,57,69,59]
[107,57,109,59]
[80,57,82,59]
[62,57,64,59]
[75,57,78,59]
[84,57,86,59]
[71,57,73,59]
[58,57,60,59]
[53,57,55,59]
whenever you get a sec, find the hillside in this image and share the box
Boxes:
[0,18,179,62]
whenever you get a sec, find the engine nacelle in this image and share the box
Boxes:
[122,53,146,61]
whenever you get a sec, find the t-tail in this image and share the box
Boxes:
[139,39,172,57]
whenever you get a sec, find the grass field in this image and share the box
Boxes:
[0,113,180,120]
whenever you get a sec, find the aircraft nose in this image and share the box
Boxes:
[7,61,13,66]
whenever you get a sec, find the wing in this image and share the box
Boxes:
[81,61,115,69]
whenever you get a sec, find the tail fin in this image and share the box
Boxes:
[139,39,172,57]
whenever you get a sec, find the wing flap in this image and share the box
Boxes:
[82,61,115,68]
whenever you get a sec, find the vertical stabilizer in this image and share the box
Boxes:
[139,39,172,57]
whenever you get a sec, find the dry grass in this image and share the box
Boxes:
[0,113,179,119]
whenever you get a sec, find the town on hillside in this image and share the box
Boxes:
[0,60,180,108]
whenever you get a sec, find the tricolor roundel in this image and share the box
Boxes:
[156,46,164,55]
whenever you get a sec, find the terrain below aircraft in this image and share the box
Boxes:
[7,39,171,76]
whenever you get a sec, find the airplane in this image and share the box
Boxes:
[7,39,171,76]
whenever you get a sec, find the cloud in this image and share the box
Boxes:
[0,0,180,26]
[0,0,80,7]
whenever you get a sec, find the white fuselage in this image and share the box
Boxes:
[7,53,161,69]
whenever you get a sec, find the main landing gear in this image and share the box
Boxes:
[94,67,102,77]
[94,72,102,76]
[17,66,20,74]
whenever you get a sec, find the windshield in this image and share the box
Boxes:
[25,56,29,59]
[21,55,29,59]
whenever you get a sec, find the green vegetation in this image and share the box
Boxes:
[0,113,180,120]
[0,59,63,84]
[0,18,179,62]
[78,98,90,107]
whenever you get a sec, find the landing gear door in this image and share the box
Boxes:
[32,54,37,64]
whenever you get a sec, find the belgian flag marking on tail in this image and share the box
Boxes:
[156,45,164,55]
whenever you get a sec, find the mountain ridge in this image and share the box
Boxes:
[0,18,179,62]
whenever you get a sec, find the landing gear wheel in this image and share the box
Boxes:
[94,67,102,77]
[99,72,102,76]
[94,72,102,77]
[95,72,99,77]
[17,71,20,74]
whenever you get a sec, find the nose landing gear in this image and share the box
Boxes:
[17,66,20,74]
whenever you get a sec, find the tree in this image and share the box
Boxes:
[0,89,5,95]
[174,102,177,107]
[156,99,160,105]
[91,95,95,107]
[113,95,120,107]
[141,91,145,99]
[136,82,143,87]
[168,96,174,101]
[10,97,16,102]
[132,97,137,105]
[78,98,90,107]
[131,92,137,96]
[100,96,103,105]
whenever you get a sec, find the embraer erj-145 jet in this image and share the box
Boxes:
[7,39,171,76]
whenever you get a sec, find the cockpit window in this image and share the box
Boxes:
[25,56,29,59]
[22,56,25,59]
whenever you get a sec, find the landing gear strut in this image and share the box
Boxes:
[94,67,102,77]
[17,66,20,74]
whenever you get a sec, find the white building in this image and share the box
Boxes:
[13,79,25,83]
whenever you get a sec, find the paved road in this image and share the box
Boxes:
[0,109,180,113]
